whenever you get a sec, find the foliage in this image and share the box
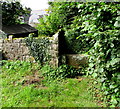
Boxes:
[41,64,80,82]
[75,3,120,107]
[36,2,120,107]
[1,60,100,107]
[2,1,31,25]
[36,2,94,53]
[1,60,35,87]
[36,2,79,37]
[1,60,32,72]
[88,30,120,107]
[25,36,50,65]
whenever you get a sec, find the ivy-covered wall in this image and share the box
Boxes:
[25,33,59,67]
[1,33,59,67]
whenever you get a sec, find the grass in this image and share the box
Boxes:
[1,60,104,107]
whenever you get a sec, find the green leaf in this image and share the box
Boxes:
[89,63,94,68]
[114,88,119,93]
[77,4,84,8]
[114,21,120,27]
[98,68,104,73]
[92,73,97,78]
[110,85,115,89]
[110,43,114,48]
[100,78,106,82]
[111,96,118,105]
[110,58,120,66]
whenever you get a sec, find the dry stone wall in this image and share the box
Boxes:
[1,38,34,61]
[49,32,59,67]
[1,33,59,67]
[0,32,88,68]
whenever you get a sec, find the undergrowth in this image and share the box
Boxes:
[1,60,103,107]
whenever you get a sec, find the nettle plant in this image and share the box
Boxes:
[25,36,51,65]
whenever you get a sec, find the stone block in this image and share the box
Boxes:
[14,55,19,60]
[22,56,26,61]
[60,55,66,64]
[6,43,13,48]
[3,39,9,43]
[49,50,54,55]
[64,54,89,68]
[0,46,2,51]
[53,32,59,42]
[52,40,58,44]
[18,48,23,53]
[11,43,18,48]
[50,50,58,56]
[49,39,53,43]
[9,54,15,60]
[13,46,19,51]
[22,47,30,55]
[0,44,2,48]
[26,55,30,60]
[49,58,58,68]
[21,39,25,43]
[48,44,53,50]
[18,56,23,60]
[8,35,13,41]
[0,39,4,44]
[51,44,58,51]
[21,43,26,46]
[13,38,22,43]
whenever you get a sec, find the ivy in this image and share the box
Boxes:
[35,2,120,106]
[88,30,120,107]
[41,64,80,83]
[75,3,120,107]
[25,36,51,65]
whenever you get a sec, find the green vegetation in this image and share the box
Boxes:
[2,1,31,25]
[1,1,120,107]
[36,2,120,107]
[25,37,50,64]
[1,60,103,107]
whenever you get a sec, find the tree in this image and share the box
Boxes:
[2,1,31,25]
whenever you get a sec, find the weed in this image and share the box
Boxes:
[1,60,103,107]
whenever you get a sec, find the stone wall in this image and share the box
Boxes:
[1,38,33,61]
[61,54,89,69]
[49,32,59,67]
[0,32,88,68]
[0,33,59,68]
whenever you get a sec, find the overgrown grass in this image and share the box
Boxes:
[1,60,105,107]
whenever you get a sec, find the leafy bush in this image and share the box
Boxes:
[75,3,120,107]
[36,2,79,37]
[2,1,31,25]
[41,64,80,82]
[36,2,94,54]
[25,36,50,65]
[36,2,120,107]
[59,3,120,106]
[88,30,120,107]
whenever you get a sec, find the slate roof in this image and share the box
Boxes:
[2,24,38,38]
